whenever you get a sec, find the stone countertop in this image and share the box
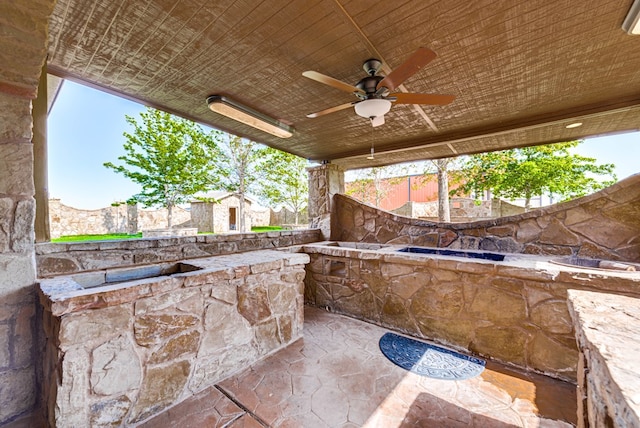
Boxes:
[567,290,640,427]
[38,250,309,316]
[301,242,640,282]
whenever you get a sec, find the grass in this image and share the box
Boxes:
[251,226,283,232]
[50,226,283,243]
[51,233,143,243]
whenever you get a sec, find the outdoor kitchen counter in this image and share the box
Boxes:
[37,249,309,427]
[568,290,640,428]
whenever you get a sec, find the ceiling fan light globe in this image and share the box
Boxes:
[354,99,392,119]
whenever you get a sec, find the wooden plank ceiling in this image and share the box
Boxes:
[47,0,640,169]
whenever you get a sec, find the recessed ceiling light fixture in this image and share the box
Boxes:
[565,122,583,129]
[206,95,293,138]
[623,0,640,35]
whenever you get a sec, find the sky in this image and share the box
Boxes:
[48,80,640,210]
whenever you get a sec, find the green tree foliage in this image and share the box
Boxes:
[104,108,223,228]
[260,148,309,225]
[456,141,616,211]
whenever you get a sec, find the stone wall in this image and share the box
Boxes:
[270,206,309,226]
[308,164,344,240]
[49,200,191,238]
[333,173,640,263]
[568,290,640,427]
[252,206,271,227]
[36,229,322,278]
[390,198,525,221]
[303,243,640,381]
[38,250,309,426]
[0,0,56,424]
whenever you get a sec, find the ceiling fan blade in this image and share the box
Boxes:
[306,102,356,118]
[391,92,455,105]
[302,71,365,95]
[377,47,437,92]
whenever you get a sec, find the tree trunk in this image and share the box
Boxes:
[524,195,531,212]
[436,159,451,222]
[238,192,245,232]
[294,209,299,225]
[167,204,173,228]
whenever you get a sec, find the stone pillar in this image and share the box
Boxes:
[127,203,139,234]
[307,163,344,240]
[33,64,50,242]
[0,1,56,424]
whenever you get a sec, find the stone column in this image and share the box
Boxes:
[127,203,139,234]
[307,163,344,240]
[33,63,50,242]
[0,2,56,424]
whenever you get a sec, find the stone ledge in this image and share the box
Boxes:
[39,250,310,316]
[567,290,640,427]
[35,229,321,277]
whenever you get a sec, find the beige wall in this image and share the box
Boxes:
[0,1,56,424]
[49,200,192,238]
[191,197,252,233]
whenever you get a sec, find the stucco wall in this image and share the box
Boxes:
[333,174,640,263]
[191,197,252,233]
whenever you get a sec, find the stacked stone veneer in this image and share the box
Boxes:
[36,229,321,277]
[391,198,525,221]
[38,250,309,426]
[334,173,640,262]
[568,290,640,428]
[308,164,344,240]
[304,244,640,381]
[0,0,56,424]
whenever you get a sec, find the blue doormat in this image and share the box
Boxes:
[379,332,485,380]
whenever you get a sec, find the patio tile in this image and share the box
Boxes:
[138,385,251,428]
[217,306,577,427]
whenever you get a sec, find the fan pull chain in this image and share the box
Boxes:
[367,122,375,160]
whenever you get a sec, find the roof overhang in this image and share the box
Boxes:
[47,0,640,169]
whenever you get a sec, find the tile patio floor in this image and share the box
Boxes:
[141,306,577,427]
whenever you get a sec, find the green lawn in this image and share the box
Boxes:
[51,233,143,243]
[250,226,283,232]
[50,226,283,243]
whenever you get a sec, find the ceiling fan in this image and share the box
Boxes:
[302,47,455,127]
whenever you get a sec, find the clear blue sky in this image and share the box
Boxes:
[48,80,640,209]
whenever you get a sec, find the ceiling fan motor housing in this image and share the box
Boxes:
[356,75,385,97]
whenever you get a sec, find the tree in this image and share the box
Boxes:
[216,136,266,232]
[260,148,309,225]
[104,108,222,228]
[419,158,462,222]
[346,165,408,208]
[455,141,616,211]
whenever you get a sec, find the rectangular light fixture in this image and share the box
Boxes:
[623,0,640,35]
[206,95,293,138]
